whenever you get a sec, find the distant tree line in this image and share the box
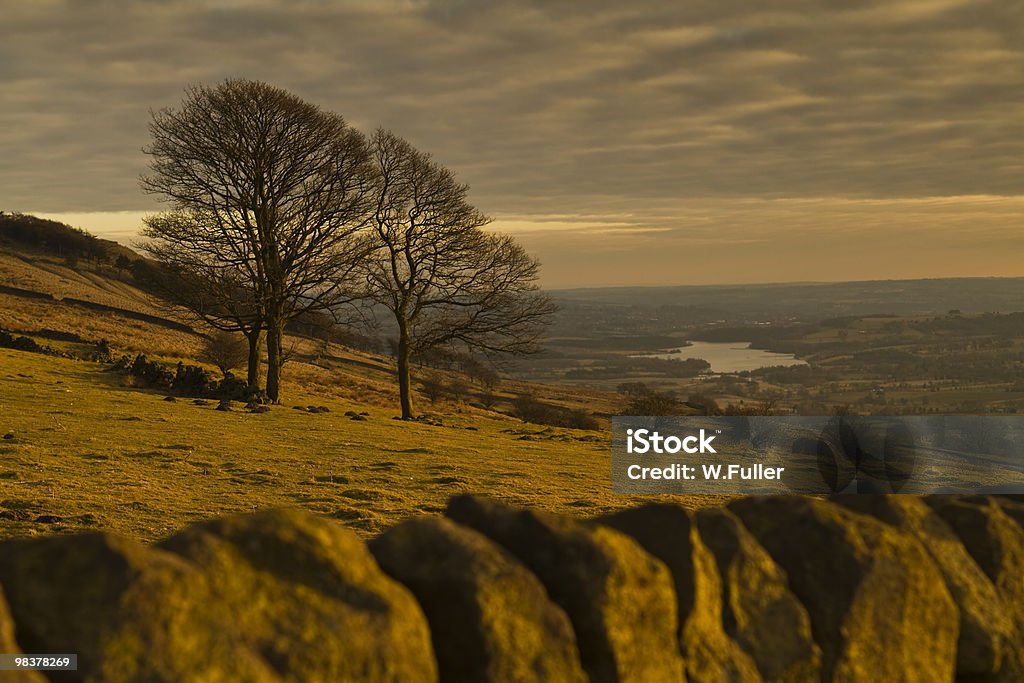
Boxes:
[140,79,555,415]
[616,382,776,416]
[0,212,110,264]
[564,355,710,380]
[511,394,600,430]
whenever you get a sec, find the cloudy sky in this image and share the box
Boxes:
[3,0,1022,288]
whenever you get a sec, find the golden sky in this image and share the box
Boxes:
[7,0,1024,288]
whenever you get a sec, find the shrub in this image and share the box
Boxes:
[685,393,721,416]
[200,330,249,376]
[446,378,470,402]
[419,375,446,403]
[512,394,600,430]
[619,383,685,415]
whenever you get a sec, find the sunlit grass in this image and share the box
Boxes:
[0,349,725,542]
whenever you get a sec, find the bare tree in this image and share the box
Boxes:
[363,130,556,419]
[141,79,374,402]
[200,330,249,376]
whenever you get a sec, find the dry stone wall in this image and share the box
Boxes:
[0,494,1021,682]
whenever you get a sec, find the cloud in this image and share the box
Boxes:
[2,0,1022,285]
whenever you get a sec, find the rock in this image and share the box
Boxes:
[925,495,1024,680]
[729,496,958,683]
[695,507,821,682]
[34,515,62,524]
[371,516,586,682]
[350,414,367,421]
[599,504,763,683]
[292,405,307,411]
[835,495,1014,677]
[163,396,176,402]
[447,495,684,683]
[0,586,47,683]
[192,399,209,406]
[0,532,275,682]
[215,400,232,411]
[160,508,437,683]
[344,410,358,417]
[3,432,15,440]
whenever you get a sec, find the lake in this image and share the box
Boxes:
[639,341,807,374]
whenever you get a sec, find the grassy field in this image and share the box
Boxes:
[0,347,727,542]
[0,243,709,545]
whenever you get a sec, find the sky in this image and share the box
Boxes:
[3,0,1023,288]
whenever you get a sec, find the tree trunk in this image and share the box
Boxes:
[245,328,263,392]
[265,314,284,403]
[397,320,414,419]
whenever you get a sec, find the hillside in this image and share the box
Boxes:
[0,216,666,542]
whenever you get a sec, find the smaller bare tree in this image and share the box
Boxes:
[419,374,447,404]
[363,130,556,419]
[200,330,249,376]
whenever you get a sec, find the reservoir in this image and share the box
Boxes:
[639,341,807,374]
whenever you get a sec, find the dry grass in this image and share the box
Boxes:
[0,348,728,542]
[0,252,163,315]
[0,293,205,360]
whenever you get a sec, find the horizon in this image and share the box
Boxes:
[9,207,1024,294]
[23,204,1024,289]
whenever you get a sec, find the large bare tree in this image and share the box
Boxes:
[364,130,556,419]
[141,80,375,401]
